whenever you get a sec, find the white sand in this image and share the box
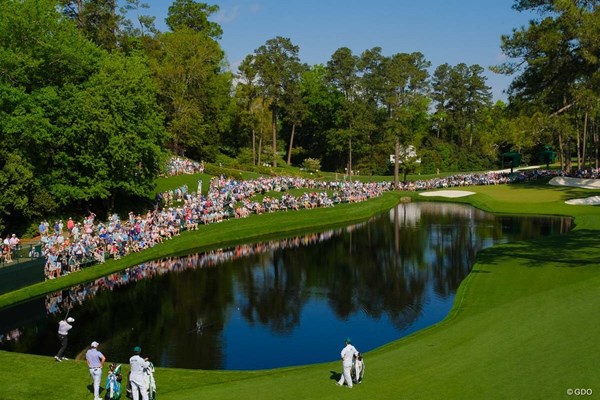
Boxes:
[419,190,475,198]
[565,196,600,205]
[548,176,600,205]
[549,176,600,189]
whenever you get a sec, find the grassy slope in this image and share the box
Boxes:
[1,182,599,400]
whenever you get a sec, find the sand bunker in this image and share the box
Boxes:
[549,176,600,205]
[549,176,600,189]
[565,196,600,205]
[419,190,475,198]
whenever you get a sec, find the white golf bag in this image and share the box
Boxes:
[352,353,365,384]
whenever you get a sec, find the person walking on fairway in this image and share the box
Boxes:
[129,345,151,400]
[337,338,359,388]
[86,341,105,400]
[54,316,74,361]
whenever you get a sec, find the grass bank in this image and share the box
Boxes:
[1,182,599,400]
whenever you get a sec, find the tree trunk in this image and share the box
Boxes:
[558,129,565,171]
[257,136,263,166]
[592,120,600,169]
[252,128,256,166]
[576,114,581,170]
[394,137,400,189]
[348,136,353,177]
[582,112,588,170]
[286,123,296,165]
[271,109,277,168]
[77,0,84,29]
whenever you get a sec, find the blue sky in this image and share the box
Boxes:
[142,0,536,101]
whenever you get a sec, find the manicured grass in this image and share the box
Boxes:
[1,181,599,400]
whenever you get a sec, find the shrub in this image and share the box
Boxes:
[301,158,321,173]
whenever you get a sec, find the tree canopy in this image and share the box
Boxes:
[2,0,599,234]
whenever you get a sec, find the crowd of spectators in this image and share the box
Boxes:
[162,157,205,176]
[37,176,388,280]
[44,229,339,317]
[35,163,567,280]
[0,234,20,264]
[572,168,600,179]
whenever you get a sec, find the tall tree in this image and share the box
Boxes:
[235,54,260,164]
[381,52,431,186]
[0,0,166,230]
[296,64,342,167]
[496,0,600,170]
[326,47,361,174]
[252,36,303,168]
[56,53,166,209]
[432,63,492,147]
[149,27,231,161]
[119,0,158,42]
[282,66,308,165]
[166,0,222,38]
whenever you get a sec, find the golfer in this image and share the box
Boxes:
[129,345,151,400]
[337,337,359,388]
[54,316,75,361]
[86,341,105,400]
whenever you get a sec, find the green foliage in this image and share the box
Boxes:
[149,27,230,161]
[301,158,321,172]
[236,148,255,166]
[0,0,167,233]
[252,36,304,167]
[166,0,222,38]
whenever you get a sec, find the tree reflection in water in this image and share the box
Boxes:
[0,203,571,370]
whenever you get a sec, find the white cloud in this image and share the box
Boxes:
[215,3,262,24]
[215,6,240,24]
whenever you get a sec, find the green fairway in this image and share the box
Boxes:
[1,182,599,400]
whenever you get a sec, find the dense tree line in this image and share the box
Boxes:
[1,0,599,234]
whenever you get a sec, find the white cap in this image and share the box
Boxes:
[91,341,99,348]
[66,317,75,323]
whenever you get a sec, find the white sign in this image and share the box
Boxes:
[390,145,421,164]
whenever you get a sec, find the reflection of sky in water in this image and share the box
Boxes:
[0,203,572,370]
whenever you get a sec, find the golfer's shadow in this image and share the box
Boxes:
[329,370,341,382]
[87,384,104,396]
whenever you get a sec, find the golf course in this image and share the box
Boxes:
[0,177,598,400]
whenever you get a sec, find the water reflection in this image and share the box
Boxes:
[0,203,572,370]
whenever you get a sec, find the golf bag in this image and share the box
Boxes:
[126,361,157,400]
[105,363,123,400]
[351,353,365,384]
[145,361,157,400]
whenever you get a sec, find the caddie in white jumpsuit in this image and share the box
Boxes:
[129,345,151,400]
[337,338,359,388]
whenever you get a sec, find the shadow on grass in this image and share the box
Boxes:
[502,179,600,199]
[476,229,600,268]
[329,370,341,382]
[86,384,104,397]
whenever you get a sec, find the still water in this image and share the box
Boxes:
[0,202,572,370]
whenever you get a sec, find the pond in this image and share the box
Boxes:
[0,202,572,370]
